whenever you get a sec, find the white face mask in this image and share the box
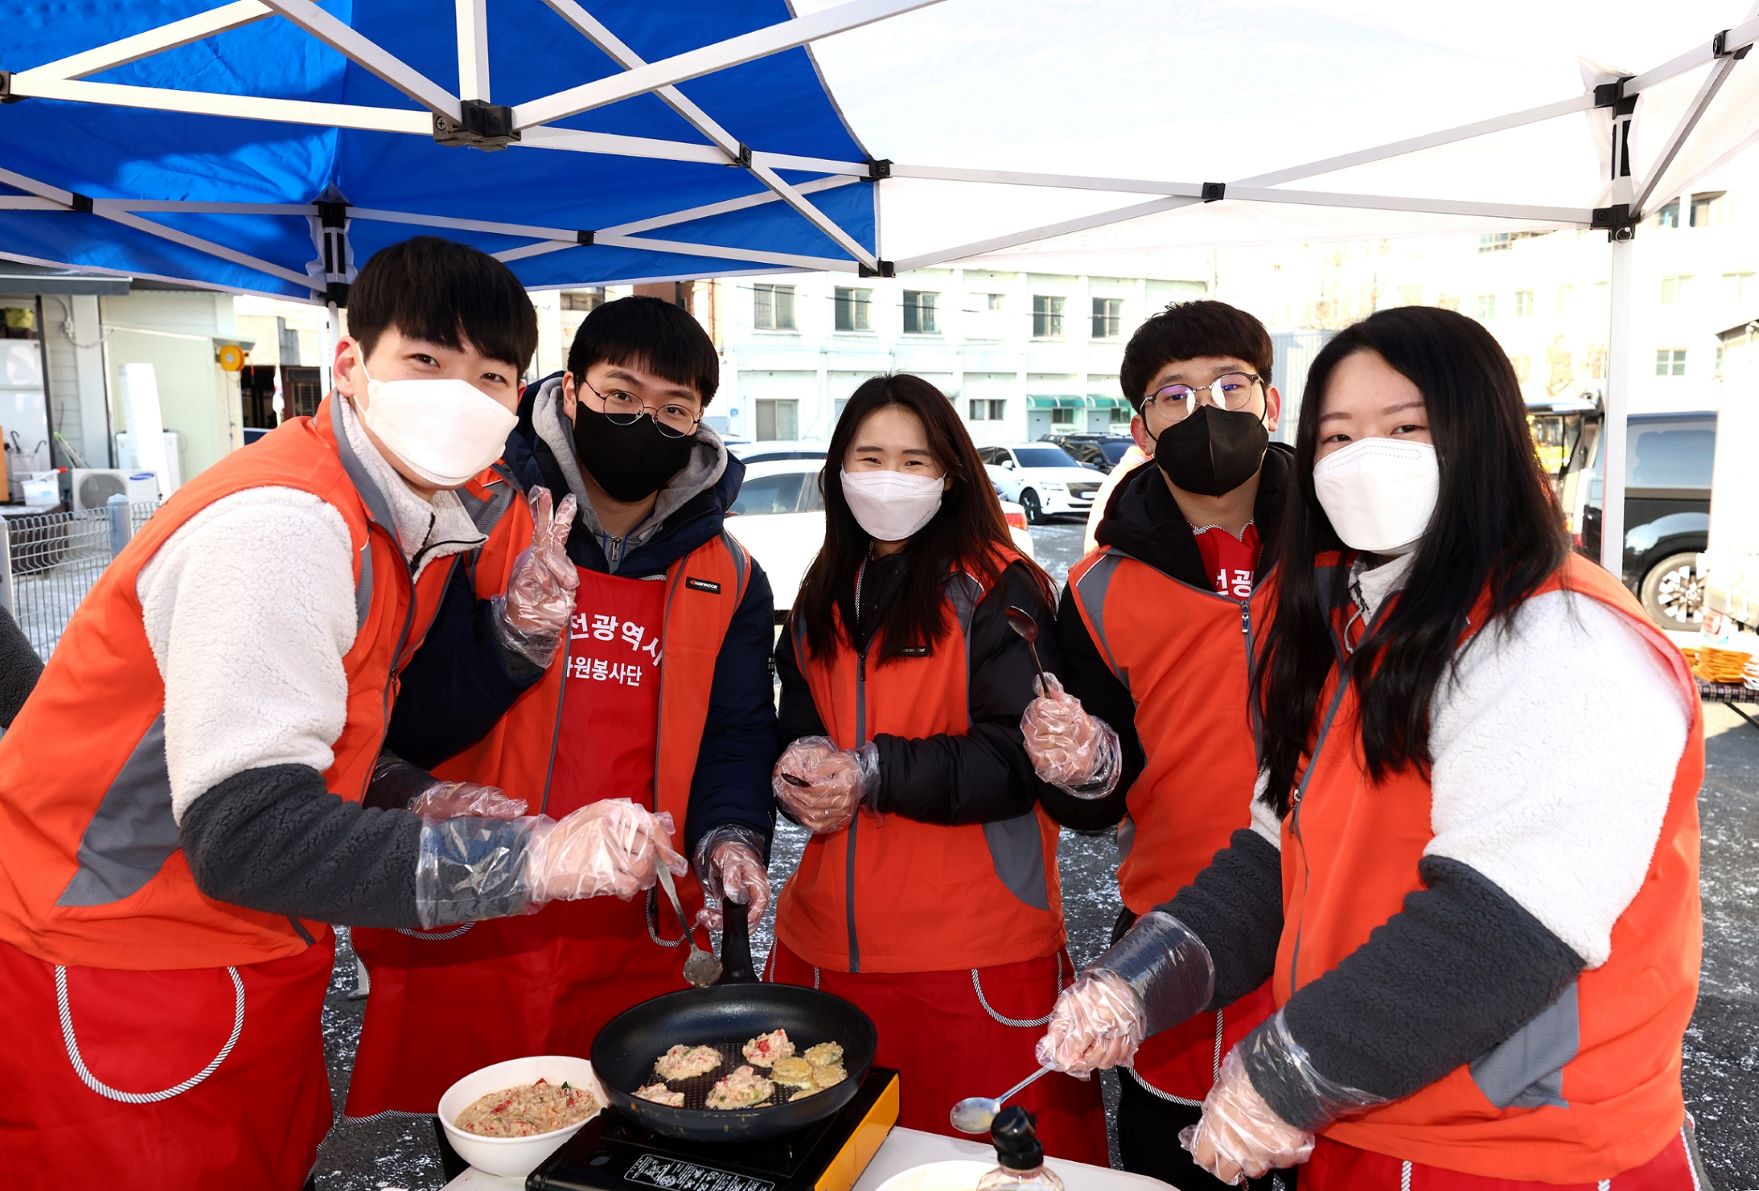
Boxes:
[840,467,945,542]
[353,353,517,488]
[1312,438,1440,556]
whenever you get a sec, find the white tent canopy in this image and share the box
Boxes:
[3,0,1756,569]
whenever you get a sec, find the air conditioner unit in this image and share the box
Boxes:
[71,469,159,512]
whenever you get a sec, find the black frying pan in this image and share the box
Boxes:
[591,903,878,1143]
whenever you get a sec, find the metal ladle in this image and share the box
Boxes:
[1005,606,1051,691]
[655,865,723,988]
[949,1065,1054,1134]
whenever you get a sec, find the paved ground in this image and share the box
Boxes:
[314,519,1759,1190]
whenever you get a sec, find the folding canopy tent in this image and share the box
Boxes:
[1,0,1755,570]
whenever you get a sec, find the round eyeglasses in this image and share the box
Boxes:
[1142,371,1263,419]
[584,377,700,439]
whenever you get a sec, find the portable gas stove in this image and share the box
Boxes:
[528,1066,899,1191]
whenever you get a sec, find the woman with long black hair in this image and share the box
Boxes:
[1037,307,1708,1189]
[768,373,1105,1160]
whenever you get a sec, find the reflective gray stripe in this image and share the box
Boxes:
[354,541,374,631]
[56,715,180,907]
[1469,979,1577,1109]
[1073,551,1131,692]
[458,464,518,536]
[984,813,1051,910]
[720,532,751,602]
[329,397,399,533]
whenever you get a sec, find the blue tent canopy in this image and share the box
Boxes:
[0,0,890,299]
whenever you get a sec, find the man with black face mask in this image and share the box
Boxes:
[1017,300,1295,1191]
[344,296,780,1129]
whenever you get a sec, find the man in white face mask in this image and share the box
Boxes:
[0,237,682,1189]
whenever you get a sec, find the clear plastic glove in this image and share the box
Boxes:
[407,780,527,821]
[772,737,879,834]
[694,825,771,930]
[1180,1046,1316,1184]
[1021,673,1122,797]
[528,799,688,904]
[491,487,579,669]
[1037,970,1147,1077]
[1182,1009,1384,1182]
[1036,911,1216,1077]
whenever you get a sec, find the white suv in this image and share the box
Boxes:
[979,444,1104,524]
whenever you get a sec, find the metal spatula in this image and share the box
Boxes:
[656,864,723,987]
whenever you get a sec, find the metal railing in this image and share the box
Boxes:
[0,498,162,658]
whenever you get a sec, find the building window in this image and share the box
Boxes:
[1032,295,1065,338]
[1478,233,1512,253]
[1475,295,1496,321]
[755,398,799,440]
[753,284,796,331]
[985,293,1006,311]
[903,290,938,335]
[1091,297,1124,339]
[1690,191,1725,227]
[1660,274,1691,305]
[1725,272,1754,304]
[1110,406,1132,426]
[1654,200,1680,228]
[561,287,606,312]
[834,287,872,333]
[1715,345,1725,375]
[1654,349,1687,377]
[833,397,850,425]
[1514,290,1533,316]
[1511,354,1531,383]
[1437,295,1461,312]
[968,399,1006,422]
[1049,406,1076,425]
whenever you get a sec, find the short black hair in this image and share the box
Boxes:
[347,236,538,373]
[566,296,719,407]
[1119,299,1274,411]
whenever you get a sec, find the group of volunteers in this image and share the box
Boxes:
[0,235,1706,1191]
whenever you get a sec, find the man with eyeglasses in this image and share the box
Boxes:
[1018,301,1295,1191]
[344,296,779,1129]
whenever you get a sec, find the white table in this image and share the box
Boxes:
[444,1125,1168,1189]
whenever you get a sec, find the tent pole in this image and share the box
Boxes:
[1599,86,1640,576]
[322,302,340,398]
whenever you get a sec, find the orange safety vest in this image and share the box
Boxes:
[0,398,463,971]
[1067,547,1262,913]
[1068,546,1273,1103]
[774,555,1067,974]
[1275,553,1702,1181]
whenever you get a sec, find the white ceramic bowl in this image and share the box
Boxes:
[437,1055,604,1178]
[874,1160,994,1191]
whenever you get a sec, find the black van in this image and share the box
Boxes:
[1572,411,1716,631]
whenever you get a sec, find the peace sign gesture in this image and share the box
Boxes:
[493,486,580,669]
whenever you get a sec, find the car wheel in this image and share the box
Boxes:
[1640,551,1705,631]
[1020,489,1043,525]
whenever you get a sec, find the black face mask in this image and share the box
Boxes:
[1149,404,1269,497]
[571,404,697,503]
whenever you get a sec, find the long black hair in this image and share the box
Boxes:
[1254,307,1567,815]
[795,374,1053,662]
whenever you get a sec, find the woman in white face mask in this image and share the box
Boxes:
[1038,307,1709,1190]
[765,374,1107,1161]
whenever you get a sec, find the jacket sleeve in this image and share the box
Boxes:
[0,603,42,730]
[1034,580,1142,831]
[383,558,546,770]
[871,561,1047,826]
[681,560,781,860]
[774,611,828,747]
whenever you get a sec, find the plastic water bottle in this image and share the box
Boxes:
[975,1106,1065,1190]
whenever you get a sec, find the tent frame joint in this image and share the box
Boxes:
[1711,29,1750,60]
[858,259,895,278]
[317,200,348,229]
[326,280,350,307]
[1594,75,1637,111]
[1201,181,1225,202]
[735,142,754,168]
[1591,203,1637,242]
[433,100,520,151]
[868,158,892,180]
[0,72,23,105]
[576,229,595,246]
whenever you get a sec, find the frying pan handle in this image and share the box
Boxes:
[717,898,757,984]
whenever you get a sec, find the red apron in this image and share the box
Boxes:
[1130,981,1276,1106]
[0,936,335,1190]
[1301,1126,1706,1190]
[347,568,699,1118]
[767,942,1107,1166]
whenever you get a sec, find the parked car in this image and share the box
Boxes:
[726,459,1034,613]
[1573,410,1716,632]
[977,443,1103,524]
[1042,433,1135,473]
[728,439,831,465]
